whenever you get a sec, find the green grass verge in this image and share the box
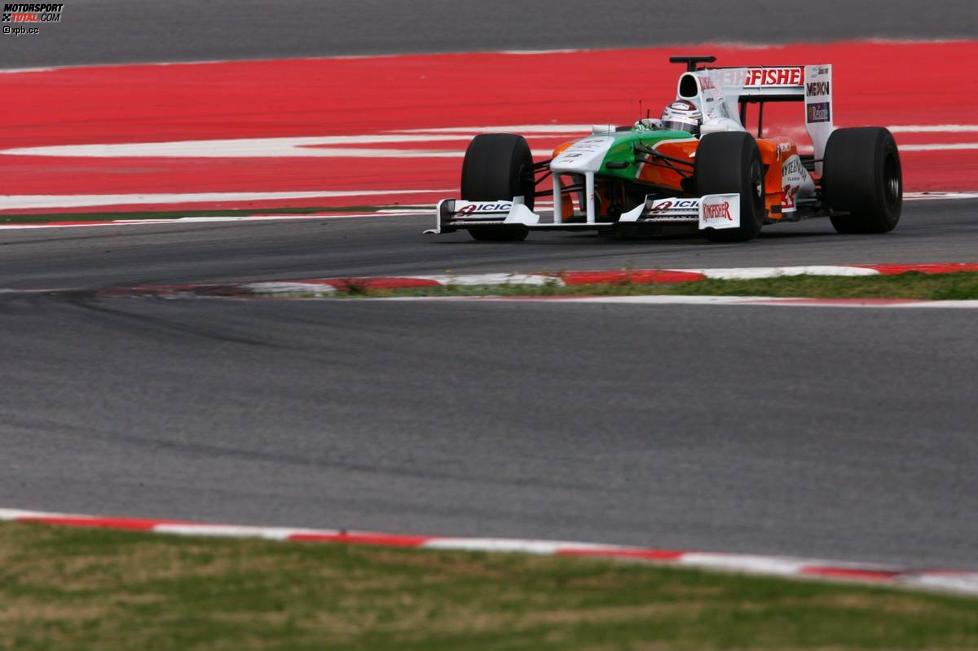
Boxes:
[333,272,978,301]
[1,522,976,651]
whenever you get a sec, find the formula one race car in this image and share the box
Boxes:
[428,55,902,242]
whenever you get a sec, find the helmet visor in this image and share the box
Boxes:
[662,118,699,136]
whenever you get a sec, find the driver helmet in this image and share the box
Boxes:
[661,99,702,137]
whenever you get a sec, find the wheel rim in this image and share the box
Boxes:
[750,159,763,216]
[883,153,901,209]
[517,161,535,209]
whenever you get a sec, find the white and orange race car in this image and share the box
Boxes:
[428,55,902,242]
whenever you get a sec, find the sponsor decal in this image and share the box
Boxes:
[806,102,831,123]
[744,67,802,87]
[646,197,699,212]
[557,136,609,159]
[806,81,830,96]
[456,201,512,216]
[702,201,733,222]
[2,2,63,34]
[698,193,740,230]
[552,136,613,170]
[782,157,803,176]
[782,185,798,211]
[780,155,811,213]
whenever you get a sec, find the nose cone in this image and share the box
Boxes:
[551,136,614,173]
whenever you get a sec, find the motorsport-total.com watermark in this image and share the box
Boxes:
[2,3,64,35]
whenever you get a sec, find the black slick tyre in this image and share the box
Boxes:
[694,132,765,243]
[460,133,534,242]
[823,127,902,234]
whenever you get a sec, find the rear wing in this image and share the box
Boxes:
[676,63,834,173]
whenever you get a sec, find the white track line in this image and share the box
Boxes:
[5,123,975,160]
[469,296,978,309]
[0,212,426,231]
[904,191,978,200]
[1,136,472,158]
[0,190,449,211]
[395,125,594,134]
[899,143,978,152]
[887,124,978,133]
[0,188,971,215]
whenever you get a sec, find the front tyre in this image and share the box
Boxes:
[460,133,534,242]
[823,127,902,234]
[694,132,765,243]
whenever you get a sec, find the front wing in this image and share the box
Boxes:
[426,193,741,235]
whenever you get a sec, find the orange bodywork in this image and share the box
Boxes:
[635,140,698,192]
[649,136,810,222]
[756,137,797,221]
[551,135,807,221]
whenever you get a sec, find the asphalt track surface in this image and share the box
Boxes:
[0,200,975,290]
[3,276,978,568]
[2,265,977,568]
[2,0,976,68]
[2,3,977,569]
[2,201,978,568]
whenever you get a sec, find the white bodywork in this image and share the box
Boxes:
[678,64,834,165]
[549,135,617,224]
[551,136,615,172]
[802,64,833,174]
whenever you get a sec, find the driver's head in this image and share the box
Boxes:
[661,100,702,137]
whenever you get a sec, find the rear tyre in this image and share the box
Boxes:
[460,134,534,242]
[824,127,902,234]
[694,132,765,243]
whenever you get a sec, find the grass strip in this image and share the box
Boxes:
[1,522,976,651]
[326,272,978,301]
